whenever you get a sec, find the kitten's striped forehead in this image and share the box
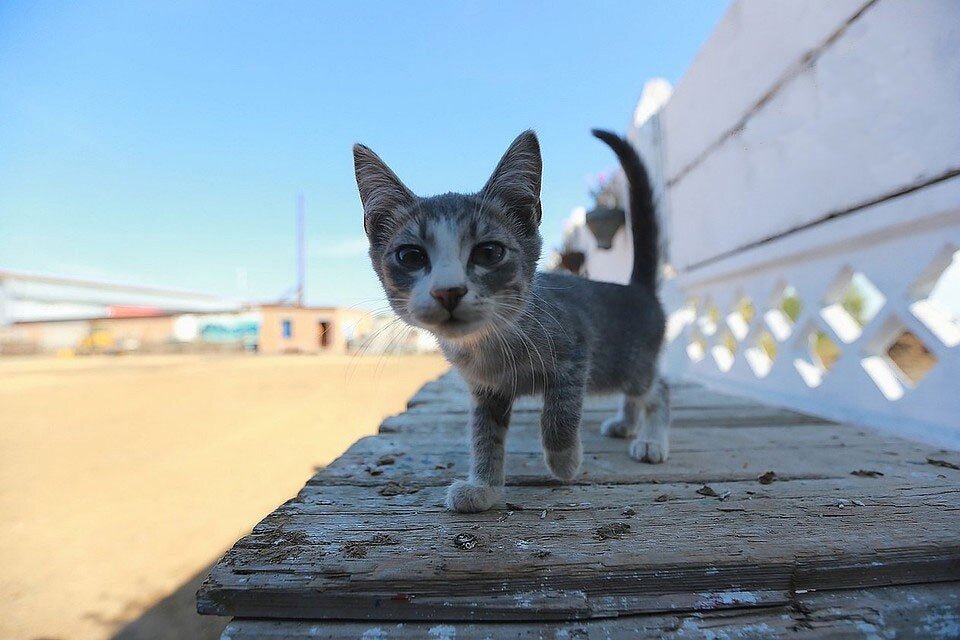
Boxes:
[402,197,500,247]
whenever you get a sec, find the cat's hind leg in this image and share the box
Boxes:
[629,377,671,464]
[600,394,643,438]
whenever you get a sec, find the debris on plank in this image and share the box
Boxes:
[376,455,396,466]
[539,510,547,520]
[758,471,777,485]
[851,469,884,478]
[595,522,631,540]
[696,485,719,497]
[621,506,636,516]
[454,533,478,550]
[343,541,368,558]
[379,482,417,496]
[927,457,960,470]
[533,550,552,559]
[654,494,674,503]
[366,466,383,476]
[272,530,311,546]
[718,491,732,501]
[505,502,524,511]
[434,461,455,470]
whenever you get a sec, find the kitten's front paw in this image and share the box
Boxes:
[544,443,582,481]
[629,437,670,464]
[445,480,501,513]
[600,416,633,438]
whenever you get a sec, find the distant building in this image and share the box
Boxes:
[257,305,372,355]
[0,271,383,356]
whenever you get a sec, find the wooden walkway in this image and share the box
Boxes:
[198,373,960,638]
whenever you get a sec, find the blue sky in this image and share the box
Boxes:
[0,1,728,307]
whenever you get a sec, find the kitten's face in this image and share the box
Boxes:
[354,132,543,340]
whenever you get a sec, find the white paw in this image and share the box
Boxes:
[629,437,669,464]
[445,480,501,513]
[600,416,633,438]
[544,443,582,481]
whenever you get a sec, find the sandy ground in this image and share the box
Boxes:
[0,353,448,640]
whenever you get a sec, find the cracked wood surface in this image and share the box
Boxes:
[198,372,960,635]
[221,581,960,639]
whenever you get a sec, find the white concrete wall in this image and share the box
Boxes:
[656,0,960,448]
[664,0,960,270]
[576,0,960,447]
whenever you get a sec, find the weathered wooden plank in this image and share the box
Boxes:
[384,406,832,433]
[312,438,940,489]
[272,476,960,517]
[364,422,921,455]
[221,581,960,639]
[408,389,763,411]
[198,372,960,627]
[199,476,960,620]
[406,373,768,408]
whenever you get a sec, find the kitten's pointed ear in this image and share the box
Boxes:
[353,143,416,238]
[481,130,542,227]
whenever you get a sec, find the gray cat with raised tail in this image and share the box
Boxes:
[353,129,668,512]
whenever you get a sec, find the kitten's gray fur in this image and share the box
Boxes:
[354,130,668,513]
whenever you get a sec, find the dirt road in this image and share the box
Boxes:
[0,353,448,640]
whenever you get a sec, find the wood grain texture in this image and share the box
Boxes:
[198,372,960,633]
[221,581,960,639]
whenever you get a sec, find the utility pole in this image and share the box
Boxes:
[296,194,306,307]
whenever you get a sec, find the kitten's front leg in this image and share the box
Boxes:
[540,374,585,482]
[445,387,513,513]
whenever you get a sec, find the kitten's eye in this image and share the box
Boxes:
[470,241,506,267]
[395,245,429,270]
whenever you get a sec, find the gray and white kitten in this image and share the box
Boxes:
[354,130,668,513]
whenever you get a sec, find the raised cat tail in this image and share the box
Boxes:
[591,129,660,290]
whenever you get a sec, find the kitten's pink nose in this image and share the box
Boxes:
[431,286,467,313]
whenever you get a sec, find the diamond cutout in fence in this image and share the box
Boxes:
[687,330,707,363]
[860,317,912,401]
[764,284,803,341]
[698,299,720,336]
[885,330,937,386]
[859,317,936,401]
[792,324,841,388]
[820,269,886,343]
[666,298,697,343]
[711,331,737,372]
[745,329,778,378]
[745,330,777,378]
[811,330,841,372]
[726,295,756,341]
[909,245,960,347]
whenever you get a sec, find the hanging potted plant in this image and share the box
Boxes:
[585,170,625,250]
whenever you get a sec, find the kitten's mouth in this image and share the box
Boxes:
[430,314,483,338]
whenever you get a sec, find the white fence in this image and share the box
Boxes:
[580,0,960,448]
